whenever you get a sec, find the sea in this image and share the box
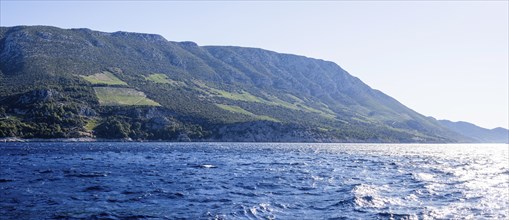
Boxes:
[0,142,508,219]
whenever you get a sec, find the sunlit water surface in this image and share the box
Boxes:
[1,143,508,219]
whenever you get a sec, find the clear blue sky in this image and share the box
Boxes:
[1,1,507,129]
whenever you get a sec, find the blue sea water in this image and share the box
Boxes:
[0,142,508,219]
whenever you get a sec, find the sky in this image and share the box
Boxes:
[1,1,508,129]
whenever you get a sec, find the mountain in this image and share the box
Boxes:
[439,120,508,143]
[0,25,472,142]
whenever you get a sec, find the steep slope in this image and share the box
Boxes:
[0,25,469,142]
[439,120,508,143]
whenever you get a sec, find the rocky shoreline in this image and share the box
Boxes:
[0,137,120,142]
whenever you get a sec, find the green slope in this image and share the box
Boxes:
[94,87,160,106]
[82,71,128,85]
[0,25,469,142]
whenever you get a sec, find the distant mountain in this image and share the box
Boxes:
[439,120,508,143]
[0,25,472,142]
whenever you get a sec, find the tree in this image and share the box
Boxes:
[94,117,131,139]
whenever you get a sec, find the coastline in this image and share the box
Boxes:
[0,137,120,143]
[1,137,507,144]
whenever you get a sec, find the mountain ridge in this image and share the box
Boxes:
[0,25,494,142]
[439,120,508,143]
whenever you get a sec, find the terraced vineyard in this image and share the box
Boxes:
[144,73,182,86]
[94,87,160,106]
[81,71,128,85]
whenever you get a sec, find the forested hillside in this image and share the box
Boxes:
[0,26,471,142]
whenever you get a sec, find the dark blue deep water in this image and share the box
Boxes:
[1,143,508,219]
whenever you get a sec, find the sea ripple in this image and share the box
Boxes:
[0,142,507,219]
